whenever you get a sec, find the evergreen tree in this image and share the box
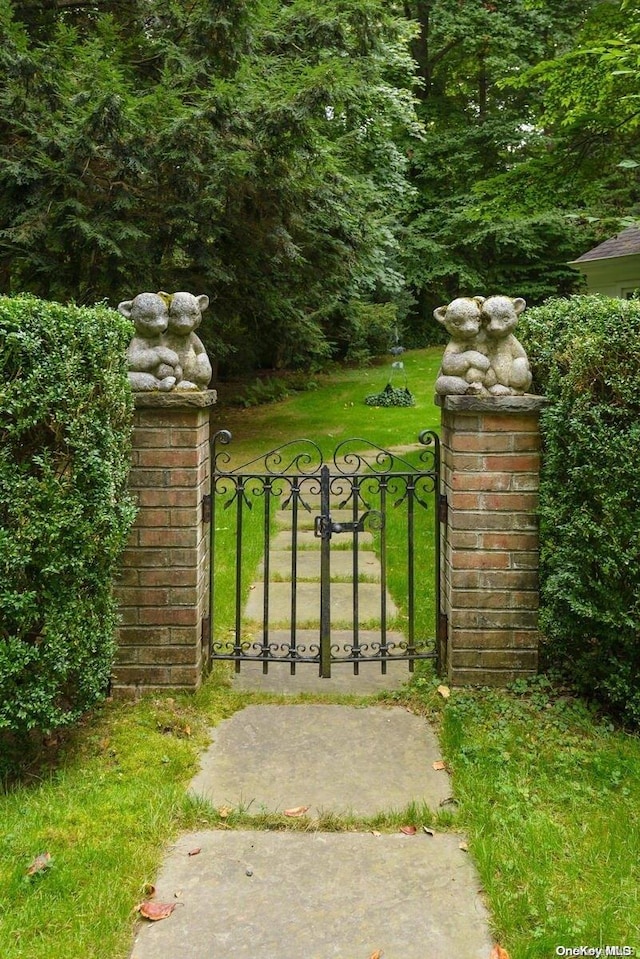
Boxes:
[0,0,420,369]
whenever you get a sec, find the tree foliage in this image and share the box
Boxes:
[400,0,604,344]
[0,0,420,369]
[0,1,637,364]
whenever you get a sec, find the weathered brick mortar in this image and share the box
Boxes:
[113,390,216,698]
[437,394,545,686]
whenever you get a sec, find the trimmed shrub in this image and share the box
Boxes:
[518,295,640,726]
[0,295,136,735]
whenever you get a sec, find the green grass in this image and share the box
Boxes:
[211,348,442,467]
[394,671,640,953]
[3,347,640,957]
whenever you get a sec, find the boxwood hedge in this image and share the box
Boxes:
[518,295,640,727]
[0,295,136,735]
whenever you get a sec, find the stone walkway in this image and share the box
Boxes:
[128,465,494,958]
[235,485,414,694]
[129,705,494,959]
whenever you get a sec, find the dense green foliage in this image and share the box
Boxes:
[519,296,640,727]
[0,294,136,734]
[0,0,419,370]
[400,0,606,343]
[0,1,637,366]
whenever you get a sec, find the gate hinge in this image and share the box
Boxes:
[438,493,448,524]
[202,493,212,524]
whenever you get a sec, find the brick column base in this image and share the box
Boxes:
[113,390,216,699]
[438,395,546,686]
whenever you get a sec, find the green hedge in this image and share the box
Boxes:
[518,295,640,726]
[0,295,136,735]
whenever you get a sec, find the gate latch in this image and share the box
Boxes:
[314,509,383,540]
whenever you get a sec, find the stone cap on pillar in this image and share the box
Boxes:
[434,394,547,413]
[133,389,217,409]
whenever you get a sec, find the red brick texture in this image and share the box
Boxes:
[439,397,545,686]
[113,393,216,698]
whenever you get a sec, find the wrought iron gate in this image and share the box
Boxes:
[207,430,445,678]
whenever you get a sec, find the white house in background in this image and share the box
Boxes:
[569,225,640,298]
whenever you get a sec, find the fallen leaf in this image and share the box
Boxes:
[400,825,417,835]
[437,684,451,699]
[284,805,310,817]
[432,760,447,771]
[184,725,191,737]
[371,830,381,837]
[218,806,231,819]
[188,847,201,857]
[423,827,435,836]
[26,852,52,877]
[459,841,469,852]
[174,890,183,899]
[490,947,511,959]
[143,883,156,898]
[368,951,383,959]
[137,901,177,922]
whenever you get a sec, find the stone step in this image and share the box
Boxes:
[271,529,374,550]
[274,507,368,530]
[258,549,380,582]
[243,581,398,627]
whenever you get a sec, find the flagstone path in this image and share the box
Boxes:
[128,457,495,958]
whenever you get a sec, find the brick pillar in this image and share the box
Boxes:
[113,390,216,699]
[438,395,546,686]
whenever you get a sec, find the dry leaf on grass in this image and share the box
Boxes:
[400,825,417,836]
[137,901,177,922]
[437,685,451,699]
[284,805,310,818]
[432,760,447,771]
[26,852,52,877]
[490,947,511,959]
[218,806,231,819]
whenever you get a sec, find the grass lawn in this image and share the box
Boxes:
[1,347,639,958]
[210,347,442,466]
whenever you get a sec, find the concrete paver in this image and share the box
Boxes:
[259,549,381,580]
[189,704,453,817]
[231,633,414,693]
[243,582,398,626]
[129,830,493,959]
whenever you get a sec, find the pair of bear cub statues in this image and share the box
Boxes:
[119,289,531,398]
[434,294,532,397]
[118,291,212,392]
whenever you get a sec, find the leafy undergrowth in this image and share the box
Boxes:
[391,669,640,957]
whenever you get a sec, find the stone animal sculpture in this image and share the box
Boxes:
[165,292,212,391]
[481,295,532,395]
[118,291,212,392]
[118,292,181,392]
[433,294,532,397]
[433,295,491,396]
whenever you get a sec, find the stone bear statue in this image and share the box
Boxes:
[118,292,181,392]
[433,296,491,396]
[164,292,213,391]
[481,295,532,396]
